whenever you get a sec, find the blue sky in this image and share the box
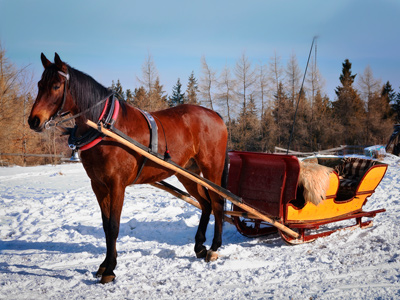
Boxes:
[1,0,400,101]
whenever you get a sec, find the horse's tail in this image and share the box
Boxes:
[219,145,229,216]
[221,146,229,189]
[215,110,229,190]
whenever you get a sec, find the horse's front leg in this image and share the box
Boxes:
[91,180,125,284]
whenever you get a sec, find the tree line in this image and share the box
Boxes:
[115,53,397,153]
[1,44,399,166]
[0,45,71,165]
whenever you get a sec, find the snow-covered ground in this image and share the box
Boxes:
[0,155,399,299]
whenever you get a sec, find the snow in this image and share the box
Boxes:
[1,155,400,299]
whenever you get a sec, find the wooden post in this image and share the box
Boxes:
[86,120,300,239]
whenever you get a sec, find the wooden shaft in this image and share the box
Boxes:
[87,120,299,239]
[150,182,234,225]
[225,210,259,219]
[150,182,201,210]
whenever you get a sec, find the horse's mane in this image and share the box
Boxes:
[67,66,113,121]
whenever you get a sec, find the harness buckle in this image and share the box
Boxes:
[97,121,103,132]
[44,119,55,130]
[68,144,76,150]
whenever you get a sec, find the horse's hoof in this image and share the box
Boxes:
[195,248,207,259]
[100,274,116,284]
[205,250,218,262]
[96,267,106,278]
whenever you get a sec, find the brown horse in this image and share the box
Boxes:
[28,53,228,284]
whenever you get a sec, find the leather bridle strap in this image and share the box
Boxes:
[44,71,70,129]
[56,71,70,118]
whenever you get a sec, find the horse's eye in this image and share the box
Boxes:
[53,84,61,91]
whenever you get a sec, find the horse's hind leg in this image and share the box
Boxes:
[207,190,224,261]
[176,174,212,259]
[176,175,224,261]
[196,155,226,262]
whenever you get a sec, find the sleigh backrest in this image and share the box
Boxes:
[227,151,300,218]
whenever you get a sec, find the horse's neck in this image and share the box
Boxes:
[69,71,109,124]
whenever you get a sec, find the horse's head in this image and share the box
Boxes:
[28,53,77,132]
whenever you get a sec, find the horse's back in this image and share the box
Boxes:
[154,104,228,174]
[156,104,224,124]
[154,104,227,144]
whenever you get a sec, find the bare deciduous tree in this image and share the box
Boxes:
[199,56,217,110]
[234,52,256,112]
[268,51,284,103]
[358,66,393,144]
[256,61,269,117]
[137,52,159,93]
[285,52,301,106]
[217,65,238,146]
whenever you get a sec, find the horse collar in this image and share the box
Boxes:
[68,94,120,151]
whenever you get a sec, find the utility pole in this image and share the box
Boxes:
[22,95,27,166]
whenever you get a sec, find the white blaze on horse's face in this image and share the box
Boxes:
[28,54,67,132]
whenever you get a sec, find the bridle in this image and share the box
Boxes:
[44,70,112,130]
[44,70,71,129]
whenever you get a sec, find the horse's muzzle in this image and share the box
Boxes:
[28,116,44,132]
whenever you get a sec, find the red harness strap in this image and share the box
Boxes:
[79,98,120,151]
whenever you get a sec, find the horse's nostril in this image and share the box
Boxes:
[28,116,40,130]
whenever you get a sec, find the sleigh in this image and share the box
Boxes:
[227,151,387,244]
[88,121,388,245]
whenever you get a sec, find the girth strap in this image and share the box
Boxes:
[132,109,159,184]
[138,109,158,153]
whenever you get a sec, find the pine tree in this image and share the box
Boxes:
[365,86,394,144]
[148,78,168,111]
[260,107,277,152]
[111,79,125,99]
[234,95,260,151]
[291,89,312,151]
[336,59,356,96]
[392,88,400,122]
[333,59,366,145]
[133,86,147,110]
[381,81,395,119]
[272,82,293,148]
[311,91,335,149]
[185,71,199,105]
[168,78,185,107]
[126,89,134,105]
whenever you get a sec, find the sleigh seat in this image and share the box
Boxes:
[334,157,379,200]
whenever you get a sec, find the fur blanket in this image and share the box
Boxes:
[298,161,333,206]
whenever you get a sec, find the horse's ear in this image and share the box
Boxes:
[54,53,68,73]
[41,53,51,69]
